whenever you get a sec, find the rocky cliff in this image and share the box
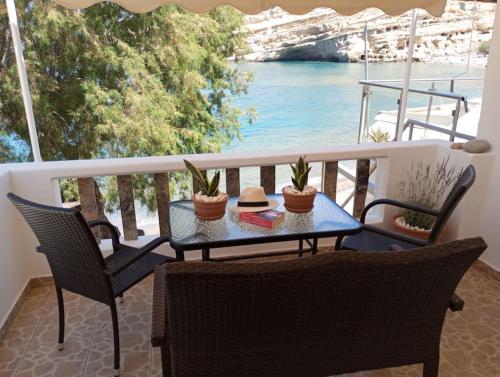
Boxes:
[243,1,496,63]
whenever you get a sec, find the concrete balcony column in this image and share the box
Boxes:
[472,4,500,271]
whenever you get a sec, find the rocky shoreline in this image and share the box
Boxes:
[241,1,495,66]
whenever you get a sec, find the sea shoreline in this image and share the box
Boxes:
[234,55,489,68]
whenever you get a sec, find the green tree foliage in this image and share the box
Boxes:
[0,1,253,206]
[477,40,490,56]
[0,1,252,159]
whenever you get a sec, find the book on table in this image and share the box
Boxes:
[239,210,285,229]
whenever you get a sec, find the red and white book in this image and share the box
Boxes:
[239,210,285,229]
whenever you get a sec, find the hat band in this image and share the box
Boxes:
[237,200,269,207]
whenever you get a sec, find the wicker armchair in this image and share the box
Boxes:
[151,237,486,377]
[336,164,476,251]
[8,193,173,376]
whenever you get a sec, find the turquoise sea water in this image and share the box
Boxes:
[115,62,486,228]
[224,62,486,152]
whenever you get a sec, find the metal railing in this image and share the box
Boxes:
[402,119,476,142]
[357,77,482,143]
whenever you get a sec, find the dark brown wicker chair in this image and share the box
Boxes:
[151,237,486,377]
[8,193,173,376]
[336,164,476,252]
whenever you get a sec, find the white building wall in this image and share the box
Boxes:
[0,169,33,327]
[473,3,500,271]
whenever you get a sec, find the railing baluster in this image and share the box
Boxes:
[353,159,370,218]
[154,173,170,237]
[260,165,276,195]
[323,161,339,201]
[192,169,207,194]
[117,175,138,241]
[77,177,101,243]
[225,168,240,197]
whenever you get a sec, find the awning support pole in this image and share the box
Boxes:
[6,0,42,162]
[364,22,369,80]
[396,9,418,141]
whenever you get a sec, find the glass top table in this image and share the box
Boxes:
[168,193,362,261]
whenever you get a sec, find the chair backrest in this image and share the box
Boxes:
[429,164,476,243]
[7,193,112,304]
[161,238,486,377]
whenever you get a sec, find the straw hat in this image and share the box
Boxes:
[230,187,279,213]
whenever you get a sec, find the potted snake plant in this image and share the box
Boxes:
[282,156,317,213]
[184,160,228,220]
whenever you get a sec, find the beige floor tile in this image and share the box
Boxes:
[10,307,45,329]
[20,298,49,314]
[39,305,99,328]
[5,265,500,377]
[1,326,37,346]
[26,286,52,301]
[0,341,30,376]
[45,290,99,312]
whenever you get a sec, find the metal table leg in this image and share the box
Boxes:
[312,238,318,255]
[202,248,210,261]
[174,248,185,261]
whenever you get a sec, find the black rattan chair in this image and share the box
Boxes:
[8,193,173,376]
[151,237,486,377]
[336,164,476,252]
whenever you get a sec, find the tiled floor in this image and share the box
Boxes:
[1,264,500,377]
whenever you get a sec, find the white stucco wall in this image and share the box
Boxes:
[473,3,500,271]
[0,169,32,328]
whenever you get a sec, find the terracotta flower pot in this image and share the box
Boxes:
[392,215,431,240]
[282,187,317,213]
[193,194,228,221]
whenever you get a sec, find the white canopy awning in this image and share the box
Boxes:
[53,0,447,16]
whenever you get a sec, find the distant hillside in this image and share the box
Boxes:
[242,1,496,64]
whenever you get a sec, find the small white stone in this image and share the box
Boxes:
[194,192,228,202]
[283,185,317,195]
[463,139,491,154]
[395,216,432,232]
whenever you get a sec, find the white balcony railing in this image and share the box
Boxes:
[0,139,494,330]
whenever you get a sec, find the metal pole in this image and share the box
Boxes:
[465,0,478,75]
[364,22,369,80]
[357,85,368,143]
[6,0,42,162]
[396,9,419,141]
[450,100,462,142]
[424,81,436,139]
[363,88,371,142]
[426,82,436,125]
[395,92,404,140]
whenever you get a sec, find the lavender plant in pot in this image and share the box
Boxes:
[395,157,460,239]
[282,156,317,213]
[184,160,228,220]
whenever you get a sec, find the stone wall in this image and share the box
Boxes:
[243,1,496,63]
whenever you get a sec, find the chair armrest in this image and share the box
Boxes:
[151,265,168,347]
[105,236,170,276]
[360,198,440,224]
[363,224,429,247]
[449,293,465,312]
[388,244,405,251]
[88,220,120,250]
[140,236,169,254]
